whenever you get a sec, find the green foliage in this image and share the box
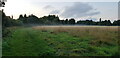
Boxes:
[98,20,112,26]
[65,19,69,24]
[17,13,119,26]
[2,10,23,37]
[39,15,60,25]
[113,20,120,26]
[77,20,96,25]
[69,18,75,24]
[2,10,23,28]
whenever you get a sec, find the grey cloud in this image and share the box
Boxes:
[49,10,60,14]
[86,11,100,16]
[43,5,54,9]
[60,2,100,18]
[43,5,60,14]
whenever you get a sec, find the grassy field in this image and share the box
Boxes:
[2,26,119,56]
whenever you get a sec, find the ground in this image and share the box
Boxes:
[2,26,119,56]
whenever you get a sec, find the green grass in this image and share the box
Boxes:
[2,26,119,56]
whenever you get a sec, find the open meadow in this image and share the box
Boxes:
[2,26,119,56]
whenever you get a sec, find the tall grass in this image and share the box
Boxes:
[3,26,119,56]
[33,26,118,46]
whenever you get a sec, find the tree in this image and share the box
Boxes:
[24,14,27,18]
[113,20,120,26]
[69,18,75,24]
[2,11,23,27]
[18,14,24,22]
[39,15,60,25]
[59,20,65,24]
[107,20,112,26]
[99,18,102,22]
[27,14,39,24]
[23,14,28,23]
[100,20,112,26]
[65,19,68,24]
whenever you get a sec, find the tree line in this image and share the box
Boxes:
[17,14,120,26]
[1,10,120,29]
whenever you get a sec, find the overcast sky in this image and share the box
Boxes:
[2,0,119,22]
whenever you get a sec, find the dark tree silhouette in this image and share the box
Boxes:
[65,19,68,24]
[69,18,75,24]
[2,10,119,26]
[18,14,24,21]
[113,20,120,26]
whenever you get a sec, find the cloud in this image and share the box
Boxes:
[60,2,100,18]
[49,10,60,14]
[86,18,98,21]
[43,5,61,14]
[43,5,54,9]
[43,2,100,19]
